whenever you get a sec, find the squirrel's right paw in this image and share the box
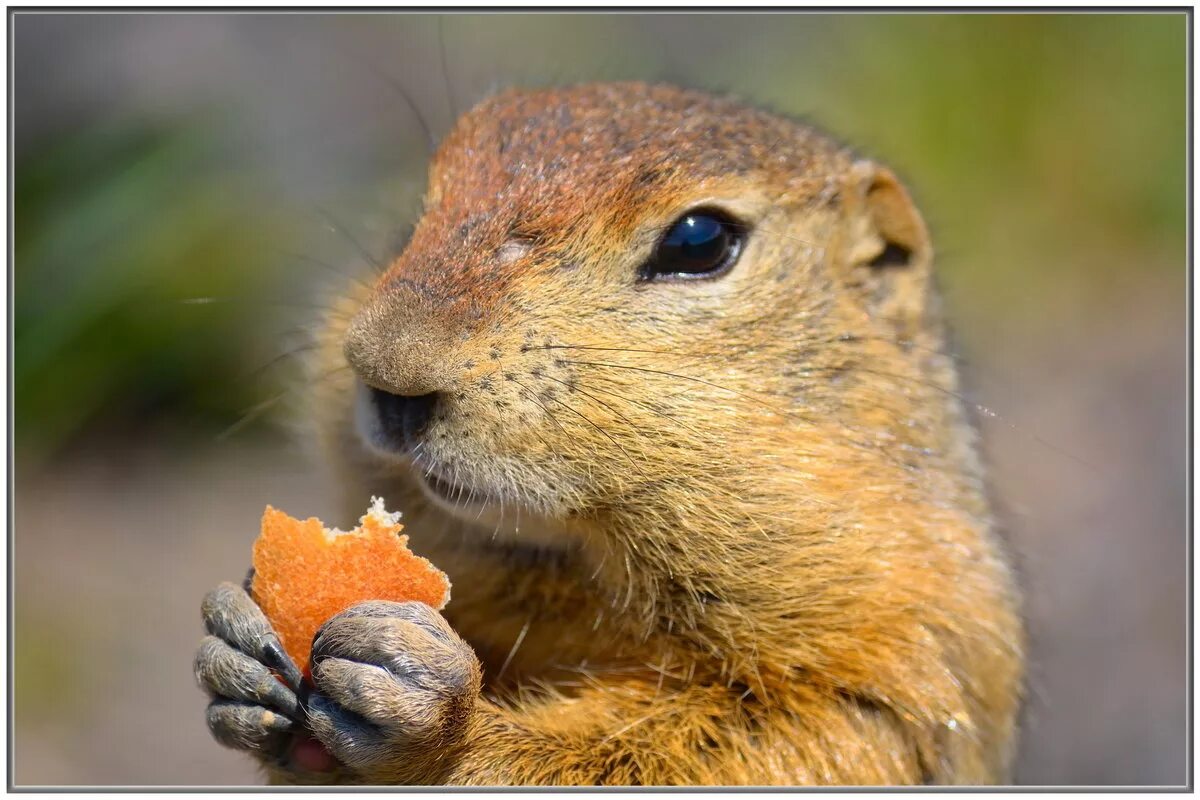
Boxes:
[195,579,337,779]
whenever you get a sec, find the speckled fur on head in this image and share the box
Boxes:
[304,81,1023,785]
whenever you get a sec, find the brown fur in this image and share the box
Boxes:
[301,82,1023,785]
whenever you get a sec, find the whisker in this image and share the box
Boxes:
[347,49,438,152]
[534,332,947,364]
[177,296,348,314]
[496,617,532,682]
[522,378,643,470]
[436,15,458,123]
[277,248,375,293]
[314,206,386,274]
[559,377,707,439]
[492,488,506,542]
[539,375,647,439]
[216,392,288,441]
[556,405,641,467]
[246,342,322,381]
[308,364,354,384]
[508,376,571,438]
[526,343,705,359]
[217,363,352,442]
[563,359,804,422]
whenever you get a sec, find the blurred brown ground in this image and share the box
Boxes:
[12,13,1187,786]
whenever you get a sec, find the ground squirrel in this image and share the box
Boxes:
[195,82,1024,785]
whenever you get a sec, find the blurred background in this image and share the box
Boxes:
[12,12,1186,787]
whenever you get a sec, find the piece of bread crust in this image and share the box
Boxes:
[251,497,451,669]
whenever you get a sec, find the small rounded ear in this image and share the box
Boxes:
[839,160,934,337]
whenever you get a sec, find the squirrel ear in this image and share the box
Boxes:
[838,161,934,337]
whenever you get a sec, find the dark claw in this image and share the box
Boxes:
[195,635,301,718]
[201,581,303,692]
[261,639,305,695]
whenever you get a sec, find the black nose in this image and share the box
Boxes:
[369,387,438,452]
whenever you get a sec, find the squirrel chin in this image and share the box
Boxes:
[412,467,576,548]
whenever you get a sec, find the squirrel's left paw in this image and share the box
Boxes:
[305,600,481,781]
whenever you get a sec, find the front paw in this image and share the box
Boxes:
[196,583,303,758]
[196,580,340,783]
[305,601,482,782]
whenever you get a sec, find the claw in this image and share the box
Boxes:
[261,638,306,695]
[195,635,301,718]
[201,581,304,692]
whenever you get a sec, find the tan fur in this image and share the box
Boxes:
[301,82,1023,785]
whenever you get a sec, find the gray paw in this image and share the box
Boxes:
[304,601,482,778]
[196,580,311,769]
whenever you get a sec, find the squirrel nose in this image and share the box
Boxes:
[342,286,458,398]
[368,387,438,452]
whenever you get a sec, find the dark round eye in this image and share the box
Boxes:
[639,209,745,282]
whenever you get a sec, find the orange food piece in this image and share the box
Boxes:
[251,497,450,669]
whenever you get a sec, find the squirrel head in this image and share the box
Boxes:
[319,81,954,555]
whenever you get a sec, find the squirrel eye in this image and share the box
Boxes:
[639,209,745,282]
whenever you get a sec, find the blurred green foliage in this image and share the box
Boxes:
[15,114,295,460]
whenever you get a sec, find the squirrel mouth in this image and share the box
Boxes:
[410,461,577,549]
[412,464,505,513]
